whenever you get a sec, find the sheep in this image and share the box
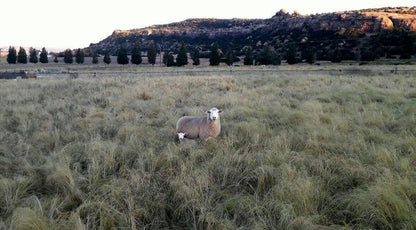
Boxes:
[177,132,197,144]
[24,71,37,78]
[176,107,223,141]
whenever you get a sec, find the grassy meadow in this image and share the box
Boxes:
[1,65,416,229]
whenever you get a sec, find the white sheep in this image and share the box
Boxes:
[176,107,223,141]
[24,71,37,78]
[177,132,197,144]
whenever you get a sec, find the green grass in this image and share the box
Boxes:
[0,66,415,229]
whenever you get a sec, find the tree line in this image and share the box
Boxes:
[5,47,49,64]
[4,38,415,66]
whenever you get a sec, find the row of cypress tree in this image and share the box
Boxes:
[4,43,276,66]
[4,44,286,66]
[116,42,198,66]
[4,43,321,66]
[6,47,49,64]
[5,35,414,66]
[62,49,97,64]
[116,42,190,66]
[115,43,151,65]
[162,43,191,66]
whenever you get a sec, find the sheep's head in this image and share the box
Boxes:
[206,107,222,121]
[177,132,186,140]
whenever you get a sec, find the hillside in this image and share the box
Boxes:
[88,7,416,60]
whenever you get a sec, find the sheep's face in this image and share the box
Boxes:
[177,132,186,140]
[206,108,222,121]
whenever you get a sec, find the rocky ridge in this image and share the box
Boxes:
[88,7,416,54]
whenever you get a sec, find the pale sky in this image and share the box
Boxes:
[0,0,413,50]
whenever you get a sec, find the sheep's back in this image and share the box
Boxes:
[176,116,206,139]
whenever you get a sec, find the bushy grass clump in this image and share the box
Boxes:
[0,69,415,229]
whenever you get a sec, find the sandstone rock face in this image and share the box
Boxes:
[267,9,416,33]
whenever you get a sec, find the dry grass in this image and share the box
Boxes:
[0,65,415,229]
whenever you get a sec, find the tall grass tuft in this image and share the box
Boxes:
[10,207,49,230]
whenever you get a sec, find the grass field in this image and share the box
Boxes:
[1,64,416,229]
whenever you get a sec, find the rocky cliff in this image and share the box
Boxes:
[87,7,416,55]
[266,7,416,33]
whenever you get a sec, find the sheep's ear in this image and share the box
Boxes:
[218,110,223,114]
[206,110,211,114]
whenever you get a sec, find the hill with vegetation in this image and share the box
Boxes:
[88,7,416,62]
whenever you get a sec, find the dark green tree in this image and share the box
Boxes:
[163,52,175,66]
[39,47,48,63]
[103,51,111,64]
[330,47,342,63]
[117,45,129,65]
[92,53,99,64]
[209,43,221,66]
[399,32,415,58]
[243,47,254,65]
[17,47,27,64]
[286,44,298,64]
[225,50,234,66]
[302,45,316,64]
[7,46,17,64]
[75,49,85,64]
[64,49,73,64]
[176,43,188,67]
[256,46,280,65]
[358,48,376,62]
[163,52,169,65]
[191,49,200,66]
[400,52,411,59]
[272,51,282,65]
[131,43,142,65]
[29,47,38,64]
[167,53,176,67]
[147,42,157,65]
[369,41,384,59]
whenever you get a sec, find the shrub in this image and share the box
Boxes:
[64,49,73,64]
[103,51,111,64]
[330,47,342,63]
[256,46,281,65]
[209,43,221,66]
[359,48,376,62]
[147,42,157,65]
[131,43,142,65]
[117,45,129,65]
[7,46,17,64]
[191,49,200,66]
[17,47,27,64]
[39,47,49,63]
[176,43,188,67]
[29,47,38,64]
[243,47,254,65]
[286,44,298,64]
[225,50,234,66]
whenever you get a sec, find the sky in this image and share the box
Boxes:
[0,0,414,50]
